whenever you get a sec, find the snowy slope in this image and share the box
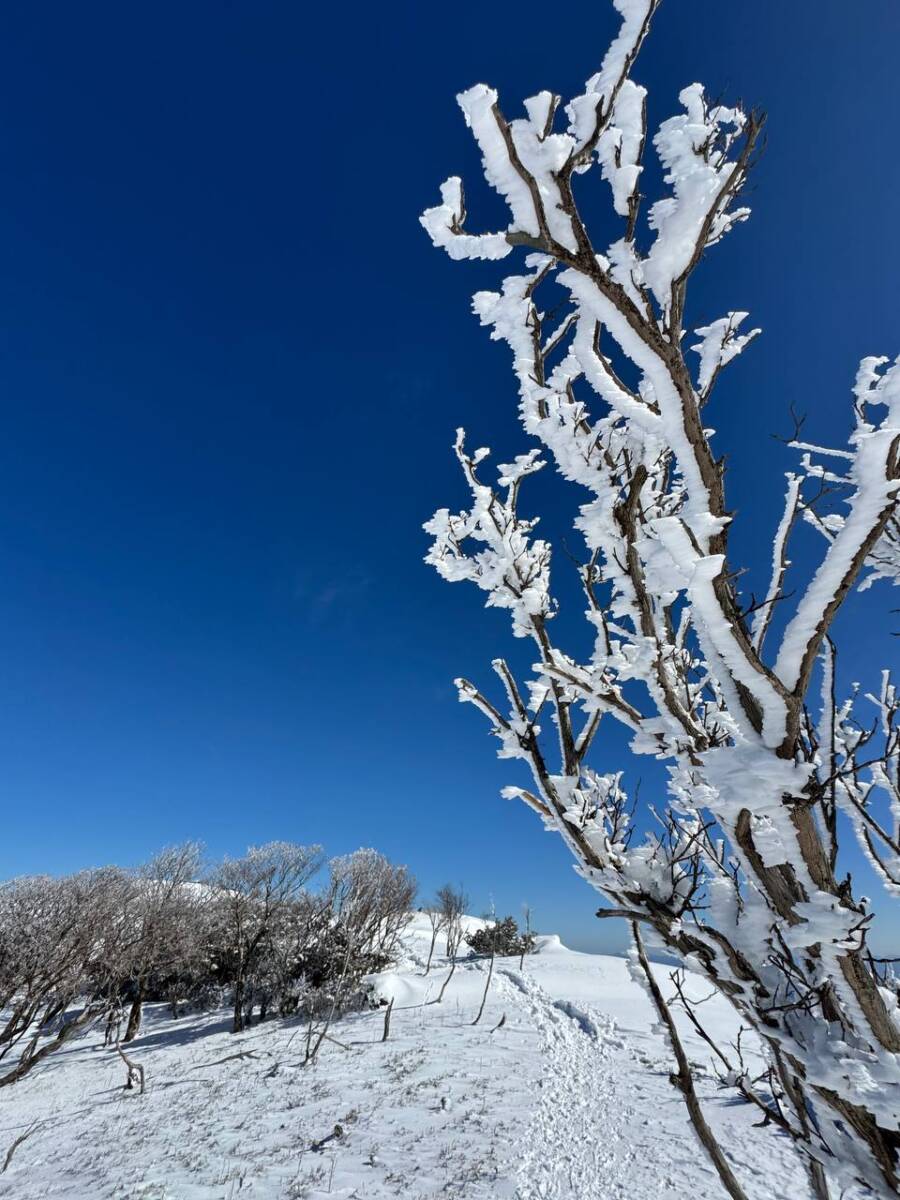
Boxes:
[0,915,820,1199]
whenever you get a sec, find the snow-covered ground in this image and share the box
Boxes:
[0,914,816,1199]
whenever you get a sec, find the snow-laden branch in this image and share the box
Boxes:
[420,178,512,262]
[421,3,900,1193]
[789,359,900,596]
[424,432,552,640]
[750,473,801,654]
[692,312,760,403]
[775,357,900,694]
[644,85,754,321]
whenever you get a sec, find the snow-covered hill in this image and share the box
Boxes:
[0,914,817,1199]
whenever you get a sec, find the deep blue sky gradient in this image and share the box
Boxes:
[0,2,897,952]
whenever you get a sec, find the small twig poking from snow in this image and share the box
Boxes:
[189,1049,260,1072]
[310,1124,344,1153]
[436,958,458,1004]
[115,1037,146,1095]
[306,934,356,1065]
[630,925,749,1200]
[1,1121,43,1175]
[471,952,496,1026]
[381,997,395,1042]
[322,1033,351,1052]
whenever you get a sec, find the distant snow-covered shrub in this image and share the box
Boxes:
[466,916,535,959]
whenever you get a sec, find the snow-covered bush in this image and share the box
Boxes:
[0,868,135,1087]
[466,916,535,959]
[328,849,417,961]
[421,2,900,1194]
[203,845,415,1028]
[210,841,325,1032]
[119,843,210,1040]
[287,925,393,1018]
[0,842,416,1079]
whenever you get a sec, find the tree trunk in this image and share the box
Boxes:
[232,970,245,1034]
[40,998,66,1031]
[0,1004,105,1089]
[115,1037,146,1094]
[437,958,457,1004]
[425,928,437,974]
[471,951,494,1026]
[123,986,144,1044]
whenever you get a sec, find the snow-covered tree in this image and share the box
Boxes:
[0,868,135,1088]
[121,842,206,1042]
[436,883,468,957]
[421,3,900,1194]
[328,849,417,959]
[211,841,324,1033]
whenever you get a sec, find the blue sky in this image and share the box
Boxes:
[0,1,897,953]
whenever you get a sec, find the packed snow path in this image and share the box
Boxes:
[495,962,752,1200]
[498,967,625,1199]
[0,918,828,1199]
[493,936,820,1200]
[494,944,822,1200]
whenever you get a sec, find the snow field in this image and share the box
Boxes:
[0,915,820,1199]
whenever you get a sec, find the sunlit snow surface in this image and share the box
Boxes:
[0,914,831,1199]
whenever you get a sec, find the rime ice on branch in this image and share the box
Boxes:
[421,1,900,1195]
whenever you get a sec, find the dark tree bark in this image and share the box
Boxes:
[232,968,246,1034]
[123,985,144,1044]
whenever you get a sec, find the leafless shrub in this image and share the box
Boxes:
[435,884,468,958]
[423,905,447,974]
